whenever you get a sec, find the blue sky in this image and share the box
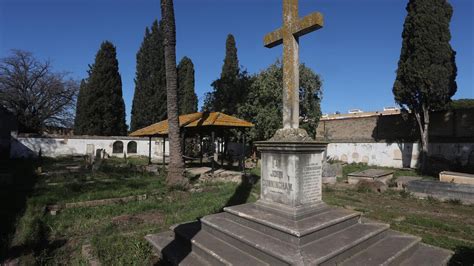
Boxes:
[1,0,472,124]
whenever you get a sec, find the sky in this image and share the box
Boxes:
[1,0,472,124]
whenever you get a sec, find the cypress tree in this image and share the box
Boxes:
[204,34,249,115]
[393,0,457,172]
[130,20,167,131]
[221,34,239,80]
[84,41,127,136]
[74,79,88,135]
[177,56,198,114]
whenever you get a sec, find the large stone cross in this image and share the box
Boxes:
[264,0,323,129]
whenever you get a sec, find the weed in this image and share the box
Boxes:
[427,196,441,204]
[445,198,462,205]
[323,185,334,192]
[399,190,412,199]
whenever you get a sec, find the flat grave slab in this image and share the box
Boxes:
[347,169,394,185]
[439,171,474,185]
[407,179,474,204]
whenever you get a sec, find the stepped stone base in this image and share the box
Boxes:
[146,202,452,265]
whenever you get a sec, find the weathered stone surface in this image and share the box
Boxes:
[264,0,323,129]
[322,161,342,184]
[348,169,394,185]
[46,193,148,213]
[147,202,452,265]
[199,169,244,183]
[322,176,337,184]
[407,180,474,204]
[356,179,388,193]
[255,141,327,218]
[322,162,343,178]
[439,171,474,185]
[396,176,422,190]
[269,128,314,142]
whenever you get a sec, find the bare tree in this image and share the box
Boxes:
[0,50,79,132]
[161,0,187,186]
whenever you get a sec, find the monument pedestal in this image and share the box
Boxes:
[255,140,327,219]
[146,135,452,265]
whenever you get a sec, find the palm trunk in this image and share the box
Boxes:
[161,0,186,186]
[414,105,430,173]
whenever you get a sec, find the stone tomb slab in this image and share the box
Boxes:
[439,171,474,185]
[348,169,394,185]
[407,179,474,204]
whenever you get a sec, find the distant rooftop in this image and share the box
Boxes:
[321,108,401,121]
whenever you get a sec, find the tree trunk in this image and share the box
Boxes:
[161,0,186,186]
[415,105,430,173]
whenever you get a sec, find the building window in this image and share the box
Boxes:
[127,141,137,154]
[113,141,123,154]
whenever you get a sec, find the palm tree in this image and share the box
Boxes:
[161,0,186,186]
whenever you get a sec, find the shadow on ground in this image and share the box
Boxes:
[0,159,38,262]
[449,246,474,266]
[156,172,258,265]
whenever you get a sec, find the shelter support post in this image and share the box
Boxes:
[211,131,215,173]
[181,129,186,167]
[220,137,224,167]
[199,135,203,166]
[162,137,166,168]
[242,133,246,174]
[148,137,152,165]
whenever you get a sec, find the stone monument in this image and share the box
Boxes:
[146,1,453,264]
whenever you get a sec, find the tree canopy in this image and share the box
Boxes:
[203,34,251,115]
[0,50,79,133]
[177,56,198,115]
[74,41,127,136]
[393,0,457,171]
[393,0,457,113]
[238,61,322,142]
[130,20,167,132]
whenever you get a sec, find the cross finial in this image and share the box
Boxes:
[264,0,323,129]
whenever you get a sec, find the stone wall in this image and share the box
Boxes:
[326,142,474,169]
[11,135,169,161]
[317,109,474,169]
[316,109,474,143]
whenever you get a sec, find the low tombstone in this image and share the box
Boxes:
[396,176,422,190]
[322,161,342,184]
[439,171,474,185]
[347,169,394,185]
[407,179,474,204]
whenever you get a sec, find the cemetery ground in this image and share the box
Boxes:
[0,158,473,265]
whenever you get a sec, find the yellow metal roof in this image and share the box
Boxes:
[129,112,254,137]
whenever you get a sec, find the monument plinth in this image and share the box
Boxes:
[146,0,453,264]
[255,138,327,218]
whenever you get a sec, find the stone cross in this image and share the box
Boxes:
[264,0,323,129]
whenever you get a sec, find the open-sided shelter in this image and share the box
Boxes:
[129,112,254,169]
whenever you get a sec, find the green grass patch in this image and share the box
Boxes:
[3,156,259,264]
[4,157,472,264]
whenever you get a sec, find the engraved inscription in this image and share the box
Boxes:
[270,170,283,179]
[301,163,322,204]
[262,180,293,192]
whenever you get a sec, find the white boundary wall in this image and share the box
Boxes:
[326,142,474,168]
[10,135,169,161]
